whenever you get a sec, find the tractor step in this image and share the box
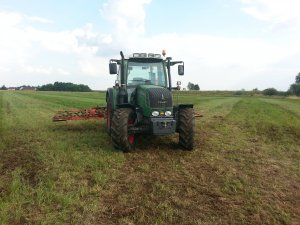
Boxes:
[52,107,107,121]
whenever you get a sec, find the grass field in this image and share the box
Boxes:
[0,91,299,225]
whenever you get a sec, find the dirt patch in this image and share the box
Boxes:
[0,148,43,188]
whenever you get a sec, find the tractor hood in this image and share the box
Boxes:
[130,85,173,117]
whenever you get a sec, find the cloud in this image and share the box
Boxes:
[94,0,299,90]
[57,68,70,75]
[0,12,99,65]
[0,1,299,91]
[23,65,53,74]
[25,15,53,24]
[134,33,298,90]
[240,0,300,30]
[100,0,151,36]
[0,11,22,27]
[0,66,10,72]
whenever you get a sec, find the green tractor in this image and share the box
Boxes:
[106,51,195,152]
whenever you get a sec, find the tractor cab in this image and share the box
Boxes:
[109,52,184,90]
[127,60,167,87]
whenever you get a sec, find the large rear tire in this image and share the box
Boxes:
[111,108,135,152]
[178,108,195,150]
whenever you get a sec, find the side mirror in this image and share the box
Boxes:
[109,62,118,74]
[178,65,184,75]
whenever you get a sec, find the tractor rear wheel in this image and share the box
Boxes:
[178,108,195,150]
[111,108,135,152]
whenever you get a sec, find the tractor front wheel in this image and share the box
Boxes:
[178,108,195,150]
[111,108,135,152]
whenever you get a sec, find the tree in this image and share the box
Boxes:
[0,85,7,90]
[38,82,92,92]
[289,84,300,96]
[296,72,300,84]
[194,84,200,90]
[187,82,194,90]
[187,82,200,91]
[262,88,278,96]
[287,73,300,96]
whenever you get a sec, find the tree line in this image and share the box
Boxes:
[1,82,92,92]
[185,73,300,96]
[262,73,300,96]
[38,82,92,92]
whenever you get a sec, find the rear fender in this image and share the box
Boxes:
[106,88,117,111]
[173,104,193,114]
[116,103,140,125]
[116,104,145,124]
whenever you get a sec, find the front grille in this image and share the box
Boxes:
[148,88,172,108]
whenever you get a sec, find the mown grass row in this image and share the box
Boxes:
[202,99,300,224]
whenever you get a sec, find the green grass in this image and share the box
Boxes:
[0,91,123,224]
[0,91,299,225]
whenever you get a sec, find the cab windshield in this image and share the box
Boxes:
[127,61,167,87]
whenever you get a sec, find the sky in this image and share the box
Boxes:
[0,0,300,91]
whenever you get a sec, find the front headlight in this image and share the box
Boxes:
[152,111,159,117]
[165,111,172,116]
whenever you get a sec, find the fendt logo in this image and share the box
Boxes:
[158,94,167,104]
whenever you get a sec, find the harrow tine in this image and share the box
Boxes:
[52,107,107,122]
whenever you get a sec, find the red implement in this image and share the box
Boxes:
[52,107,107,122]
[52,106,202,122]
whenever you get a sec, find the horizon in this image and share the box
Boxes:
[0,82,291,92]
